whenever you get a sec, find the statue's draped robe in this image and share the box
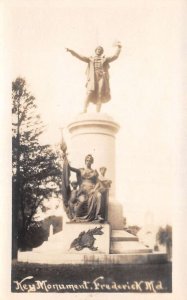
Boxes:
[62,162,104,222]
[75,168,102,222]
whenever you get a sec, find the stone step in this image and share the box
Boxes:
[110,241,152,254]
[111,230,138,241]
[18,251,167,265]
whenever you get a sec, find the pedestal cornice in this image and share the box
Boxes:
[67,112,120,137]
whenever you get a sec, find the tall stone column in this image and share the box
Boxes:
[67,112,124,229]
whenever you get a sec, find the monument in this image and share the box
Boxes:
[18,42,167,264]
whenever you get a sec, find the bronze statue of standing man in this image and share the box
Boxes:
[66,42,122,113]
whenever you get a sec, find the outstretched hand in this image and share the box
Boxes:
[113,40,122,48]
[65,48,74,54]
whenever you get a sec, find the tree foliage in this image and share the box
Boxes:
[12,77,62,255]
[156,225,172,247]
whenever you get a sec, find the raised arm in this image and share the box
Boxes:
[106,44,122,63]
[69,166,82,187]
[66,48,89,63]
[69,165,81,174]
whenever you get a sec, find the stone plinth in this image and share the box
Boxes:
[33,223,110,255]
[51,223,110,254]
[67,112,124,229]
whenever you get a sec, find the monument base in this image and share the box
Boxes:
[18,228,168,264]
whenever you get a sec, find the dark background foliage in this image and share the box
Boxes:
[12,77,62,257]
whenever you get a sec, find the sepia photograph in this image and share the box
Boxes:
[1,0,186,299]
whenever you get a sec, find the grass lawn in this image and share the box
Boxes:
[11,261,172,293]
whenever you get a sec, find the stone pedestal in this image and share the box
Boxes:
[49,223,110,254]
[18,227,168,264]
[67,112,124,229]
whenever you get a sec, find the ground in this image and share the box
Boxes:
[11,261,172,293]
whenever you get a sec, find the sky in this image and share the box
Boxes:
[4,0,185,226]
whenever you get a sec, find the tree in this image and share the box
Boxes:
[12,77,61,257]
[156,225,172,260]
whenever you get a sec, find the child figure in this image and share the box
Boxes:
[98,167,112,192]
[94,167,112,221]
[68,181,79,220]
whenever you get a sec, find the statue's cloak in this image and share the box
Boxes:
[85,56,111,104]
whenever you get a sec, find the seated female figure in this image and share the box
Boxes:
[70,154,104,222]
